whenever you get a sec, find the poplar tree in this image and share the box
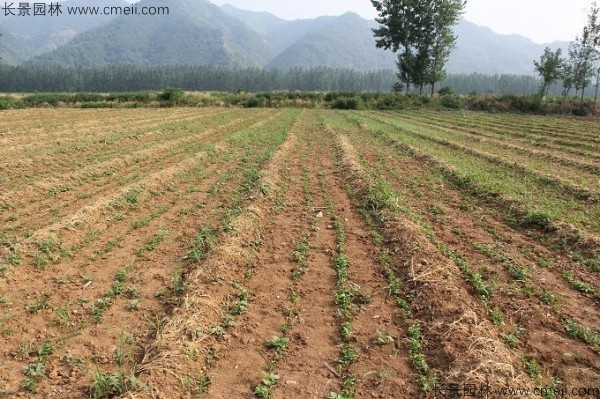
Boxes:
[371,0,466,95]
[534,47,564,98]
[427,0,466,95]
[568,2,599,101]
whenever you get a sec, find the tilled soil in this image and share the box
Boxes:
[0,108,598,399]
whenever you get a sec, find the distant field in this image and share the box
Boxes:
[0,108,598,398]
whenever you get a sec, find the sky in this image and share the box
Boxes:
[209,0,593,44]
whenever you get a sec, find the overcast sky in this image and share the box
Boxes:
[210,0,592,44]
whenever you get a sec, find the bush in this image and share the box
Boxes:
[0,96,18,110]
[522,211,551,229]
[78,102,113,108]
[244,96,265,108]
[467,96,496,112]
[21,93,65,107]
[72,93,106,103]
[331,97,362,110]
[438,86,454,96]
[571,106,589,117]
[158,87,184,106]
[392,82,404,93]
[440,94,463,109]
[500,95,542,113]
[373,94,408,110]
[106,92,151,103]
[414,95,431,105]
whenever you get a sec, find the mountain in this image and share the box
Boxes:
[2,1,572,76]
[267,13,396,71]
[220,5,339,53]
[448,20,571,75]
[264,16,340,54]
[27,0,274,67]
[0,0,128,64]
[219,5,569,75]
[219,4,286,35]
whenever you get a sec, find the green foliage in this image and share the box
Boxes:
[21,379,36,392]
[437,86,453,95]
[563,272,595,296]
[338,345,358,366]
[0,96,19,110]
[28,294,50,314]
[89,371,125,399]
[23,362,45,377]
[440,94,463,109]
[488,306,504,326]
[139,229,169,254]
[159,87,184,106]
[502,333,519,348]
[566,3,600,100]
[186,227,216,262]
[90,298,111,321]
[254,372,279,399]
[522,211,551,229]
[523,357,542,380]
[244,96,266,108]
[534,47,564,97]
[0,84,595,116]
[331,97,362,110]
[371,0,466,94]
[266,336,289,352]
[166,263,183,296]
[329,392,353,399]
[571,106,589,116]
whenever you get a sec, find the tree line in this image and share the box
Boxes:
[0,64,593,96]
[0,65,397,92]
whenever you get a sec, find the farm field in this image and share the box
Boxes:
[0,108,598,398]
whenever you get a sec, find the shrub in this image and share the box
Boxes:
[440,94,462,109]
[0,96,18,110]
[467,96,495,112]
[78,102,113,109]
[571,106,589,117]
[21,93,65,107]
[522,211,551,229]
[331,97,362,110]
[106,92,151,103]
[374,94,407,110]
[414,95,431,105]
[438,86,454,96]
[158,87,184,106]
[72,93,106,103]
[244,96,265,108]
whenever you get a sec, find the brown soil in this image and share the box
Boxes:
[1,108,597,399]
[330,113,600,391]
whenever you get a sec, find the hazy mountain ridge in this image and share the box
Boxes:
[25,0,273,67]
[222,4,570,75]
[267,13,396,71]
[0,0,571,75]
[448,22,570,75]
[0,0,128,64]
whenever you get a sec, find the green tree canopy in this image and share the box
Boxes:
[371,0,466,95]
[534,47,564,98]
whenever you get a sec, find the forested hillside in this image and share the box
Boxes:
[27,0,273,67]
[0,0,127,64]
[0,0,569,75]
